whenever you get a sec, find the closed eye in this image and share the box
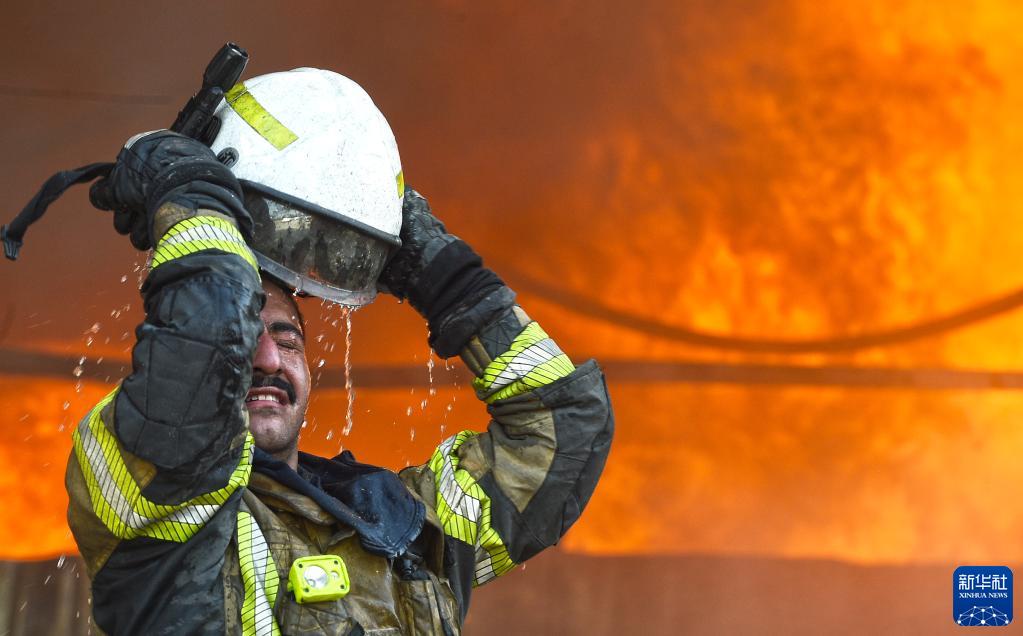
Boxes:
[268,321,304,350]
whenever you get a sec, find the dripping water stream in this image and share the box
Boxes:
[342,307,355,436]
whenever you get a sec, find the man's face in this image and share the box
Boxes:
[246,281,311,465]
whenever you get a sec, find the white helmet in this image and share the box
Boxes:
[210,68,404,306]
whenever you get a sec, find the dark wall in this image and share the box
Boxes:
[0,552,980,635]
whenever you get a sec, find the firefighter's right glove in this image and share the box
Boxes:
[378,187,515,358]
[89,130,252,250]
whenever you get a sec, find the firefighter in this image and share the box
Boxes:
[65,68,613,635]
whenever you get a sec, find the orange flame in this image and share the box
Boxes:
[7,1,1023,567]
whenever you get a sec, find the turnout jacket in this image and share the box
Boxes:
[65,212,613,635]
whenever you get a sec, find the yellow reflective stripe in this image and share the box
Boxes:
[151,215,258,272]
[396,170,405,197]
[238,511,281,636]
[225,83,298,151]
[429,431,515,586]
[474,525,513,586]
[473,322,574,403]
[154,238,256,268]
[71,389,253,542]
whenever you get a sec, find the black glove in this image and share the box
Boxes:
[379,187,515,357]
[89,130,251,250]
[377,188,457,303]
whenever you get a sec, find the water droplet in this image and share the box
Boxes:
[57,555,66,568]
[317,359,326,368]
[62,401,70,411]
[72,366,84,378]
[425,352,439,405]
[85,336,94,347]
[120,275,128,283]
[406,406,413,416]
[420,399,428,411]
[410,428,416,441]
[326,430,334,440]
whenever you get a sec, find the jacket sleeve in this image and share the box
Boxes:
[65,210,264,635]
[400,305,614,595]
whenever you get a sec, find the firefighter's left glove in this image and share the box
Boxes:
[89,130,252,250]
[378,187,515,357]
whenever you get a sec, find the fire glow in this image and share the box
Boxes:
[6,1,1023,566]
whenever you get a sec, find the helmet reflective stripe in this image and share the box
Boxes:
[211,68,403,306]
[224,82,298,151]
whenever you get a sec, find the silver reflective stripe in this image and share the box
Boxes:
[238,510,281,636]
[435,436,482,524]
[77,413,218,535]
[428,431,517,587]
[485,337,565,391]
[474,545,497,585]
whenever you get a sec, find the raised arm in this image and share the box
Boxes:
[65,131,263,635]
[387,189,614,615]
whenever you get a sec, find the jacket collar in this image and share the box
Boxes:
[250,447,426,559]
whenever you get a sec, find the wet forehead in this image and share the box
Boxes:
[261,281,303,332]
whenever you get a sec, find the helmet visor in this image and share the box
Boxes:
[241,180,401,307]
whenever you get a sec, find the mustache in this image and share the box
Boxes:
[250,374,297,404]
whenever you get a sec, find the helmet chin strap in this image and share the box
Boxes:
[5,44,248,262]
[2,162,114,260]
